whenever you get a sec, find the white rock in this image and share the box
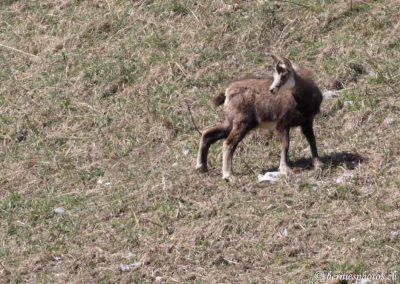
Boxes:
[54,207,65,214]
[283,228,289,237]
[119,264,131,272]
[322,90,339,99]
[97,177,111,186]
[54,273,65,278]
[258,171,281,183]
[129,262,141,270]
[343,100,353,107]
[119,262,141,272]
[183,148,190,156]
[335,172,354,184]
[384,114,396,125]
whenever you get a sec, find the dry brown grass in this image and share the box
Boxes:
[1,0,400,283]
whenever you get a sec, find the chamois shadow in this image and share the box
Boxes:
[263,151,366,172]
[293,151,366,171]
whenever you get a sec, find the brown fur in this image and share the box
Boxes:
[212,92,225,106]
[196,58,323,179]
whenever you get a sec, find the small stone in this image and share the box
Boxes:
[283,228,289,237]
[97,178,111,186]
[129,262,141,270]
[384,114,396,125]
[322,90,339,99]
[54,207,65,214]
[54,273,65,278]
[53,41,64,52]
[335,172,354,184]
[258,171,281,183]
[343,100,353,107]
[390,230,400,238]
[119,264,131,272]
[119,262,141,272]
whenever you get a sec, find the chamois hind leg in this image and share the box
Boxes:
[196,122,230,172]
[222,120,251,180]
[277,127,291,175]
[301,119,322,169]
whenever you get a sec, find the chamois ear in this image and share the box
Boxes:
[281,57,294,71]
[270,54,280,64]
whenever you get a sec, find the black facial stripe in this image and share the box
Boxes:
[275,74,289,89]
[276,64,285,73]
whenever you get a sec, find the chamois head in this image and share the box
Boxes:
[269,55,295,95]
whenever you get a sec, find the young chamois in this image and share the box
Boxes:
[196,55,323,180]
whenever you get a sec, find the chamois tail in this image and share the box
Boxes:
[213,92,225,106]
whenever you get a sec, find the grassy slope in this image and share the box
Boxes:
[1,0,400,283]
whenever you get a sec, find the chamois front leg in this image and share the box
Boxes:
[196,123,230,172]
[222,121,250,180]
[301,120,323,169]
[277,127,291,175]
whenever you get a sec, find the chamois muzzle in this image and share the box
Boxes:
[269,87,278,94]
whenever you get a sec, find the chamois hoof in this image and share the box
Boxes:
[313,158,323,170]
[313,159,323,177]
[195,164,208,173]
[222,173,235,182]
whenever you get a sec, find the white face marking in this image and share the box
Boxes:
[270,63,295,93]
[270,70,282,90]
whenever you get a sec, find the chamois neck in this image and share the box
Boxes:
[291,72,308,97]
